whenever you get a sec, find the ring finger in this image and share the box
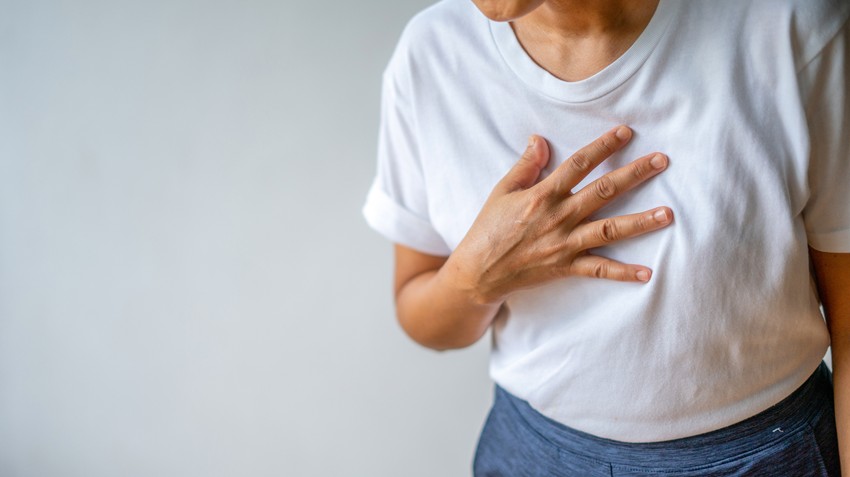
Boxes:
[568,207,674,252]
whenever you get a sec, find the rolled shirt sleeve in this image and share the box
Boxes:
[362,41,451,257]
[801,16,850,253]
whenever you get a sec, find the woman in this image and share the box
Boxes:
[363,0,850,475]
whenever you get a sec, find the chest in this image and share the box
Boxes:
[412,62,810,254]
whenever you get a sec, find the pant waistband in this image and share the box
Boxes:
[499,362,833,468]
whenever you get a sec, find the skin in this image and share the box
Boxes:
[392,0,850,469]
[811,249,850,476]
[395,0,673,350]
[473,0,660,81]
[394,127,671,349]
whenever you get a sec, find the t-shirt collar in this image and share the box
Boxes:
[488,0,680,103]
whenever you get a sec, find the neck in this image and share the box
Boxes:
[509,0,661,82]
[516,0,659,40]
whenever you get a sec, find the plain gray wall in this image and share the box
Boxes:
[0,1,493,475]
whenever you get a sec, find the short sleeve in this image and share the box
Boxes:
[800,16,850,252]
[361,43,451,256]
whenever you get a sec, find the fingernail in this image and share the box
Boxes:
[650,154,667,169]
[653,209,669,223]
[528,135,537,148]
[615,126,631,141]
[636,270,651,282]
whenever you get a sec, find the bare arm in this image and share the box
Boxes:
[393,126,673,351]
[810,248,850,476]
[393,244,497,351]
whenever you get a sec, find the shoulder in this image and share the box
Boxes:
[383,0,490,83]
[745,0,848,65]
[774,0,849,64]
[400,0,481,41]
[678,0,849,66]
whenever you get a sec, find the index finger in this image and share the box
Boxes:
[544,125,633,196]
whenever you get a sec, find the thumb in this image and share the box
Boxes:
[496,135,550,194]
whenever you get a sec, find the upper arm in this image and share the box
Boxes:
[810,247,850,336]
[393,243,448,300]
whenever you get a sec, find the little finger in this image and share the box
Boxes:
[570,254,653,283]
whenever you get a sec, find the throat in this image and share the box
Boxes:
[509,1,660,82]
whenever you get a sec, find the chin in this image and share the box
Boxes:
[469,0,544,22]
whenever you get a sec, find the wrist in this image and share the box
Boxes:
[439,253,506,307]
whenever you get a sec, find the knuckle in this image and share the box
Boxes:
[569,152,591,173]
[526,188,548,209]
[549,176,569,195]
[593,177,618,200]
[518,190,549,221]
[597,219,618,243]
[591,261,608,279]
[565,233,584,252]
[597,134,618,155]
[631,161,651,180]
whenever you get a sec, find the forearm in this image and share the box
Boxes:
[809,248,850,476]
[395,260,501,351]
[832,333,850,476]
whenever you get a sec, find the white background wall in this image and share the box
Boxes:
[0,1,493,475]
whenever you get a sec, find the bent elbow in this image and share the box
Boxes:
[396,315,484,352]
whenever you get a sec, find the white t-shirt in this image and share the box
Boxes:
[363,0,850,442]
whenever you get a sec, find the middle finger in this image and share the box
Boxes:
[569,152,669,219]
